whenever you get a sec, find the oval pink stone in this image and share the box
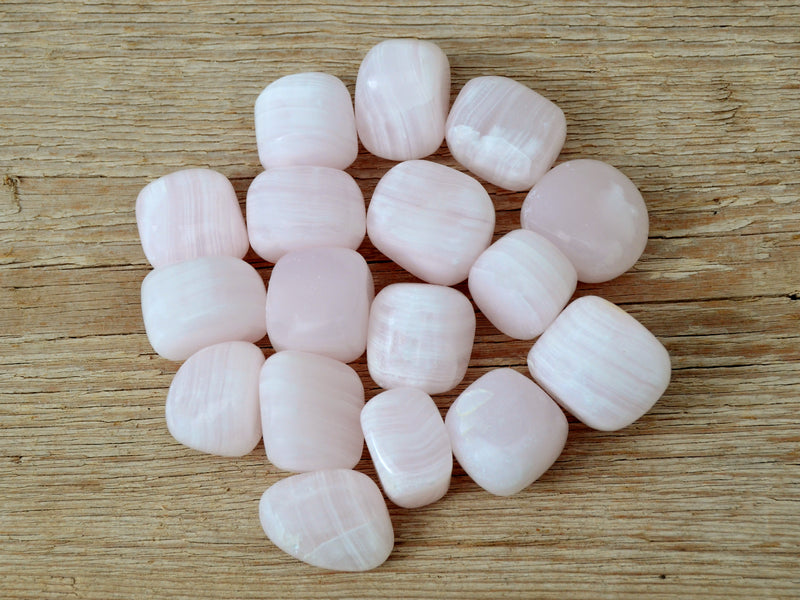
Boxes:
[367,283,476,394]
[254,72,358,170]
[367,160,495,286]
[141,256,267,361]
[446,368,568,496]
[136,168,248,268]
[355,39,450,160]
[468,229,577,340]
[166,342,264,457]
[361,388,452,508]
[527,295,671,431]
[259,469,394,571]
[446,76,566,191]
[246,166,366,263]
[260,351,365,472]
[521,159,649,283]
[266,247,373,363]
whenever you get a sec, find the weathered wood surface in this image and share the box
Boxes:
[1,1,799,598]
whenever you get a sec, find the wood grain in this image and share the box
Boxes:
[1,1,799,598]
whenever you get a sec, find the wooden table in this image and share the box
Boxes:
[2,2,798,598]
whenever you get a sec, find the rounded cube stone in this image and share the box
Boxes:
[527,295,671,431]
[265,246,374,363]
[367,160,495,286]
[255,72,358,170]
[136,168,248,268]
[367,283,476,394]
[246,166,366,263]
[141,256,267,361]
[259,351,365,472]
[446,76,566,191]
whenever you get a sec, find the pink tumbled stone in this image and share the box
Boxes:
[266,247,373,363]
[165,342,264,457]
[367,160,495,286]
[446,76,566,191]
[446,368,568,496]
[361,388,452,508]
[367,283,476,394]
[254,72,358,170]
[259,469,393,571]
[259,351,365,472]
[141,256,267,361]
[355,39,450,160]
[246,166,366,263]
[136,168,248,268]
[521,159,649,283]
[528,296,671,431]
[468,229,577,340]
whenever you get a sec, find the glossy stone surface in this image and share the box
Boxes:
[259,469,393,571]
[361,388,452,508]
[527,295,671,431]
[259,351,365,472]
[446,76,566,191]
[355,39,450,160]
[367,160,495,285]
[246,166,365,263]
[446,368,568,496]
[367,283,476,394]
[136,168,248,268]
[255,72,358,170]
[266,247,373,363]
[141,256,267,361]
[165,342,264,457]
[521,159,649,283]
[468,229,577,339]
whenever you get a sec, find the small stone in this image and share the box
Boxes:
[259,351,364,472]
[446,76,566,191]
[165,341,264,457]
[136,168,248,268]
[521,159,649,283]
[446,368,568,496]
[255,72,358,170]
[361,388,452,508]
[266,247,373,363]
[141,256,267,361]
[367,283,476,394]
[355,39,450,160]
[527,295,671,431]
[259,469,394,571]
[468,229,577,339]
[246,166,365,263]
[367,160,495,286]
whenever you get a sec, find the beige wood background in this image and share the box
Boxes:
[2,1,799,598]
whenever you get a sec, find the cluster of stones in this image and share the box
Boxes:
[136,39,671,572]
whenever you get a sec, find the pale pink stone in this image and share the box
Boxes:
[135,168,248,268]
[355,39,450,160]
[260,351,365,472]
[165,342,264,457]
[259,469,393,571]
[521,159,649,283]
[367,160,495,286]
[446,368,568,496]
[141,256,267,361]
[367,283,476,394]
[255,72,358,170]
[266,247,373,363]
[246,166,365,263]
[361,388,452,508]
[446,76,566,191]
[527,296,671,431]
[468,229,577,340]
